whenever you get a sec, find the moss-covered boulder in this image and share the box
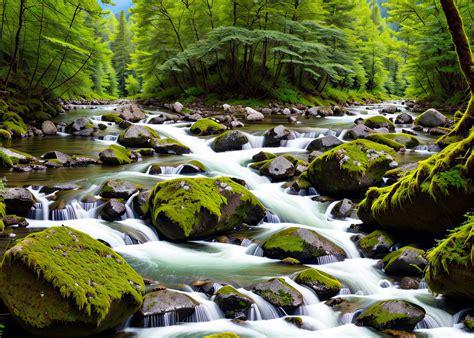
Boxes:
[383,247,426,277]
[99,145,134,165]
[150,137,191,155]
[262,227,346,263]
[118,125,159,147]
[0,112,27,136]
[149,160,205,175]
[363,116,395,131]
[294,268,342,300]
[253,278,303,311]
[358,132,474,240]
[148,177,266,240]
[252,151,276,162]
[99,179,142,199]
[190,118,226,136]
[366,133,420,150]
[211,131,248,152]
[356,300,425,331]
[102,113,124,123]
[135,289,197,327]
[0,129,11,139]
[0,227,144,336]
[214,285,254,319]
[357,230,394,258]
[0,147,33,168]
[307,140,398,197]
[424,218,474,301]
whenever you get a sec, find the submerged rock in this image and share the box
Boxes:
[3,188,36,216]
[307,140,398,198]
[424,218,474,301]
[99,179,142,199]
[356,300,425,331]
[211,131,248,152]
[383,247,426,277]
[253,278,303,311]
[150,138,191,155]
[262,227,346,263]
[307,136,343,153]
[148,177,266,241]
[259,156,295,181]
[263,125,294,147]
[0,226,144,336]
[330,199,355,219]
[135,289,197,327]
[395,113,413,124]
[214,285,254,319]
[294,268,342,300]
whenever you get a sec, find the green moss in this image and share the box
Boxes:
[358,132,474,234]
[105,144,132,164]
[296,171,312,190]
[366,133,420,150]
[102,114,124,123]
[0,112,28,136]
[424,216,474,299]
[359,230,394,252]
[256,278,298,308]
[264,228,305,253]
[383,246,425,273]
[0,151,14,168]
[364,116,395,130]
[295,268,342,290]
[0,129,11,139]
[29,111,52,122]
[0,227,144,329]
[190,118,226,135]
[118,126,159,144]
[148,177,265,238]
[357,300,421,330]
[204,333,239,338]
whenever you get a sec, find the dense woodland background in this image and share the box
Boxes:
[0,0,473,110]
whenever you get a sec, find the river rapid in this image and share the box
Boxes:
[1,101,471,337]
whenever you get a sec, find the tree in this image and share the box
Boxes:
[440,0,473,138]
[125,74,140,96]
[111,10,133,96]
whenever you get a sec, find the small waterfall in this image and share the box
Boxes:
[124,233,142,245]
[50,204,78,221]
[418,279,428,289]
[242,134,265,149]
[415,314,441,330]
[286,138,313,150]
[378,279,392,288]
[339,311,362,325]
[316,255,342,265]
[453,308,474,326]
[338,287,351,295]
[125,192,139,219]
[244,243,264,257]
[237,289,282,320]
[27,187,51,220]
[143,312,177,328]
[263,211,281,223]
[101,134,119,142]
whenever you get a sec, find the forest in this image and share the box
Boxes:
[0,0,473,337]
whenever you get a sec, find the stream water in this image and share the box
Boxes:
[1,102,470,337]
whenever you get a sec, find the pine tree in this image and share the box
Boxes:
[111,10,133,96]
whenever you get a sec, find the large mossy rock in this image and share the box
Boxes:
[424,217,474,301]
[363,116,395,131]
[357,230,394,258]
[150,137,191,155]
[99,145,135,165]
[190,118,226,136]
[118,125,159,147]
[307,140,398,197]
[358,133,474,240]
[294,268,342,300]
[414,109,450,128]
[99,179,143,199]
[135,289,197,327]
[253,278,303,311]
[356,300,425,331]
[0,227,144,336]
[262,227,346,263]
[214,285,254,319]
[148,177,266,240]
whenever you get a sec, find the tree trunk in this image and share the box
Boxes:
[4,0,26,90]
[440,0,474,136]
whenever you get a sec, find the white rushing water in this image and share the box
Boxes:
[17,102,470,337]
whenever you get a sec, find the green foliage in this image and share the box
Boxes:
[125,75,140,96]
[0,112,27,136]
